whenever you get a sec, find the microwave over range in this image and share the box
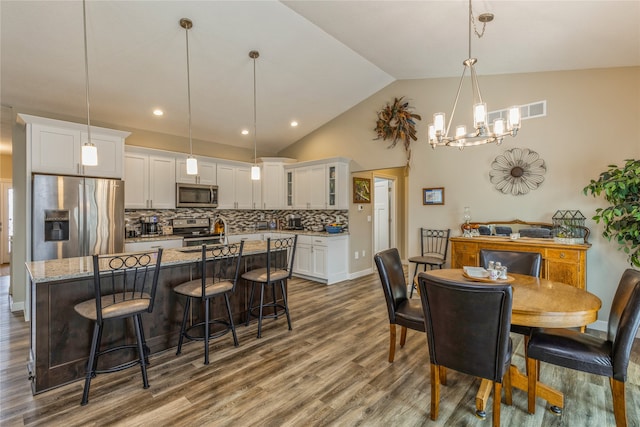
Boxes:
[176,183,218,208]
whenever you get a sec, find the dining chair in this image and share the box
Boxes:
[374,248,425,363]
[73,249,163,405]
[243,235,297,338]
[480,249,542,376]
[418,272,513,427]
[174,241,244,365]
[526,268,640,426]
[407,228,450,297]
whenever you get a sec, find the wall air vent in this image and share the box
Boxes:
[488,100,547,124]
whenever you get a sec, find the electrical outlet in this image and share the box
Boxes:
[362,250,366,257]
[354,251,359,260]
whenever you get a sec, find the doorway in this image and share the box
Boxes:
[1,180,12,266]
[373,176,395,255]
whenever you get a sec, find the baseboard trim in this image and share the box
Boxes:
[349,268,373,280]
[10,298,24,313]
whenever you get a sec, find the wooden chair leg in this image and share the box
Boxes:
[388,324,396,362]
[492,381,502,427]
[503,368,513,406]
[430,363,440,421]
[439,366,447,385]
[527,356,538,414]
[610,378,627,427]
[399,325,407,347]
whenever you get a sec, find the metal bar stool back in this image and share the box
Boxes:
[243,235,297,338]
[73,249,164,405]
[408,228,450,297]
[174,241,245,365]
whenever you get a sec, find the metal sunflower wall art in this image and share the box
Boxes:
[489,148,547,196]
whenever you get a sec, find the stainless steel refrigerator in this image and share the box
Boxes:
[32,174,125,261]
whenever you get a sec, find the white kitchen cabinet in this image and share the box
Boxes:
[259,158,295,210]
[292,164,326,209]
[124,238,183,252]
[217,162,254,209]
[176,158,217,185]
[285,157,349,210]
[22,114,129,178]
[292,234,348,284]
[326,161,349,209]
[124,147,176,209]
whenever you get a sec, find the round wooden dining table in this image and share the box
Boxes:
[418,269,602,415]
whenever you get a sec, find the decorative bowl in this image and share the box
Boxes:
[325,225,343,234]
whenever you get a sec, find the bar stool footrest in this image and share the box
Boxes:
[182,320,234,342]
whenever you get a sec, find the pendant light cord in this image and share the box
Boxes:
[82,0,92,145]
[253,54,257,165]
[184,21,193,156]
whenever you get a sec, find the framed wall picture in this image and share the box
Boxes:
[423,187,445,205]
[353,177,371,203]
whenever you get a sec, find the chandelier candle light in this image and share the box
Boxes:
[80,0,97,166]
[181,18,198,175]
[428,0,521,149]
[250,50,260,181]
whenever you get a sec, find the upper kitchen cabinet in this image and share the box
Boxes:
[259,158,296,210]
[124,147,176,209]
[19,114,129,179]
[285,158,349,210]
[217,161,253,209]
[176,157,217,185]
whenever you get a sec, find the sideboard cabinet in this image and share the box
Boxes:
[449,236,591,290]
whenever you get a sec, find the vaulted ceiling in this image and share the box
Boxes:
[2,1,639,156]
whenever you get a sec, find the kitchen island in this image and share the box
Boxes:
[25,241,283,394]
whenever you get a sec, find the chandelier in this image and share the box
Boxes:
[428,0,521,149]
[180,18,198,175]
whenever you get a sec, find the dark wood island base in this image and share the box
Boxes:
[26,242,285,394]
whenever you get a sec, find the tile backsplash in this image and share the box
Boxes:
[125,209,348,235]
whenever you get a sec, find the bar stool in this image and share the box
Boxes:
[73,249,163,405]
[174,242,244,365]
[243,236,297,338]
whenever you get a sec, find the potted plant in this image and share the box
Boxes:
[583,159,640,267]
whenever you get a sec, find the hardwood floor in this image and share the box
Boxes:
[1,271,639,426]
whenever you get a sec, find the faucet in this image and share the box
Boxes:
[213,216,229,245]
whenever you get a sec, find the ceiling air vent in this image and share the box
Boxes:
[488,100,546,123]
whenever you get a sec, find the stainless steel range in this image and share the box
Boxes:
[172,218,225,247]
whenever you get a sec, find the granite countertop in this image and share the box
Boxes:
[124,230,349,244]
[124,235,184,243]
[26,240,270,284]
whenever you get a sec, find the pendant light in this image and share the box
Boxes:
[180,18,198,175]
[81,0,97,166]
[250,50,260,181]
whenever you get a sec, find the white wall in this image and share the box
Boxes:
[281,66,640,326]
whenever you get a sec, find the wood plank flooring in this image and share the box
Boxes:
[1,271,639,426]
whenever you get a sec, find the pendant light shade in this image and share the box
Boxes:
[181,18,198,175]
[81,0,97,167]
[250,50,260,181]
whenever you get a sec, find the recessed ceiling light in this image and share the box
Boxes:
[290,121,298,127]
[241,129,249,135]
[153,109,164,116]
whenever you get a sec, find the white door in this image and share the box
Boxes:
[374,177,396,255]
[1,181,12,264]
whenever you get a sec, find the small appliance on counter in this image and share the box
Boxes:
[284,214,303,230]
[140,216,161,237]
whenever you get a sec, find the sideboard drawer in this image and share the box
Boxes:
[546,248,580,262]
